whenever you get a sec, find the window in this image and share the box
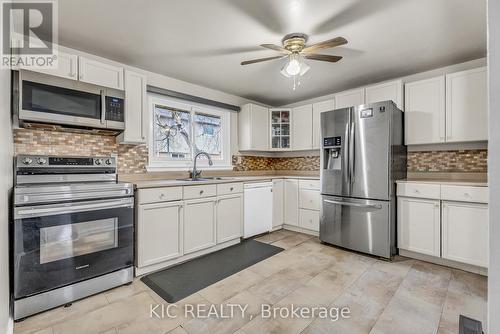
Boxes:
[148,95,231,170]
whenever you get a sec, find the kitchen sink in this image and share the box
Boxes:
[176,177,232,182]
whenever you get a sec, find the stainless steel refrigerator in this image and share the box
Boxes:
[319,100,406,259]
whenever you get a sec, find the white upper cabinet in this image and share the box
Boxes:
[78,56,124,90]
[269,109,291,150]
[239,103,269,151]
[312,99,335,149]
[334,88,365,109]
[404,76,446,145]
[29,50,78,81]
[117,70,147,144]
[365,80,403,109]
[445,67,488,142]
[292,104,313,150]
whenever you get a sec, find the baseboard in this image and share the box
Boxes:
[135,238,241,276]
[282,224,319,237]
[399,249,488,276]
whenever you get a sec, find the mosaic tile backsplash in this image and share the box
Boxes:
[14,129,148,174]
[13,129,487,174]
[232,156,320,171]
[407,149,487,173]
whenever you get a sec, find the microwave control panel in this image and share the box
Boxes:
[105,97,125,122]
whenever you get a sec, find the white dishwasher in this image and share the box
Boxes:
[243,181,273,238]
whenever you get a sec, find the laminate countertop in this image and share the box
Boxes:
[132,175,320,189]
[396,179,488,187]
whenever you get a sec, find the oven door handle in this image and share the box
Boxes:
[15,198,134,218]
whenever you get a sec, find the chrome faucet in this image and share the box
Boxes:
[191,151,213,179]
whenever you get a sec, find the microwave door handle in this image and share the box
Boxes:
[100,90,106,125]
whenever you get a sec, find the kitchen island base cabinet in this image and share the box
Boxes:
[216,194,243,243]
[397,197,441,257]
[184,198,217,254]
[442,201,488,268]
[137,201,183,268]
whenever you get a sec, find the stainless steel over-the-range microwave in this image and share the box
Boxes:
[13,70,125,131]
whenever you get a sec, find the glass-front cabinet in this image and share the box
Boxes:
[270,108,292,150]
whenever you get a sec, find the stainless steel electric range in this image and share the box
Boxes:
[12,155,134,320]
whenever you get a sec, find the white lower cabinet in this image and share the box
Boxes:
[272,179,284,228]
[397,182,489,270]
[137,201,183,267]
[299,209,319,232]
[184,197,217,254]
[442,201,489,267]
[284,179,299,226]
[216,194,243,243]
[397,197,441,257]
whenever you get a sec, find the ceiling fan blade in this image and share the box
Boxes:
[304,54,343,62]
[241,55,285,65]
[260,44,290,54]
[301,37,348,54]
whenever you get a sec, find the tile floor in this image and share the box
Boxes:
[14,230,487,334]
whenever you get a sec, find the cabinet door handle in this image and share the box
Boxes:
[199,190,204,195]
[230,187,234,191]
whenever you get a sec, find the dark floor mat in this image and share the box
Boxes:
[141,239,283,303]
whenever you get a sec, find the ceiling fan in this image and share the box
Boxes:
[241,33,347,88]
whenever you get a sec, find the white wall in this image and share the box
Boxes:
[0,69,13,333]
[488,0,500,332]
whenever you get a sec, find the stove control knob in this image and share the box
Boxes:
[37,157,47,165]
[105,159,113,165]
[95,159,103,165]
[22,157,32,165]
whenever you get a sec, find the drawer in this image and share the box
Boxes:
[217,182,243,195]
[397,183,441,199]
[183,184,217,200]
[299,189,320,210]
[138,187,183,204]
[299,209,319,232]
[441,185,488,203]
[299,179,320,190]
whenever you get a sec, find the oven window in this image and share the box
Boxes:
[39,218,118,264]
[22,80,101,119]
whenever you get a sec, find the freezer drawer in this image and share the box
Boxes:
[320,195,393,258]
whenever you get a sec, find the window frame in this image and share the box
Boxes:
[147,94,232,171]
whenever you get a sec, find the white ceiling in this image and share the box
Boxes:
[56,0,486,106]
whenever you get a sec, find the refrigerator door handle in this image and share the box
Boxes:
[323,199,382,210]
[344,122,350,187]
[349,121,355,185]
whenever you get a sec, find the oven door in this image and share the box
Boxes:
[13,198,134,299]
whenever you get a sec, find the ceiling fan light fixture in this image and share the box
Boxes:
[285,57,301,76]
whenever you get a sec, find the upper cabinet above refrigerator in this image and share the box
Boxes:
[365,80,403,110]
